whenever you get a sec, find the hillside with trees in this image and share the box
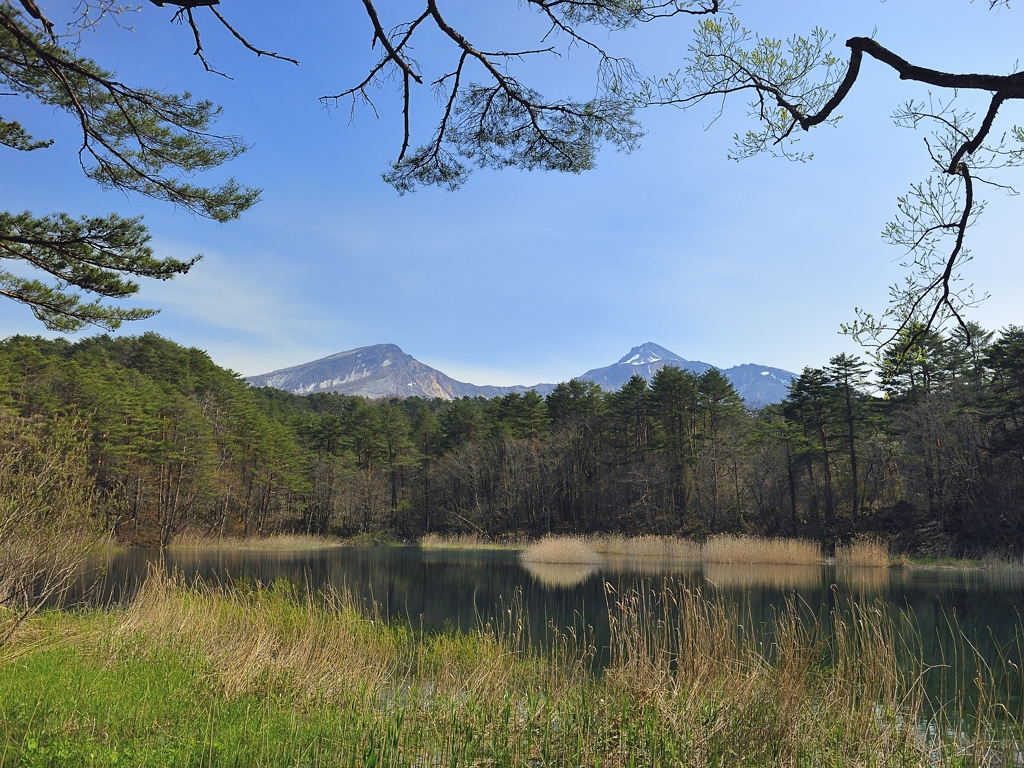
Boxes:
[2,330,1023,554]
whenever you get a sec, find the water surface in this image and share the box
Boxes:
[81,546,1024,668]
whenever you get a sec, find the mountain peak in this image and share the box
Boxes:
[584,343,711,390]
[248,343,553,400]
[249,342,797,406]
[617,342,686,366]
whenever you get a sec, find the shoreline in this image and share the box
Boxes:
[144,532,1024,571]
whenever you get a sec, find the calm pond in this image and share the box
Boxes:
[82,545,1024,677]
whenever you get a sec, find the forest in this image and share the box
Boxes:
[1,328,1022,555]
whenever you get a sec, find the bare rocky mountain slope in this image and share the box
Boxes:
[247,344,551,400]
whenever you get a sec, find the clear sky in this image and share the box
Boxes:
[2,0,1022,385]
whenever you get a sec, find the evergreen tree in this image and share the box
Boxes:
[1,4,259,329]
[608,374,653,462]
[980,327,1024,461]
[441,397,486,451]
[784,368,838,537]
[546,380,604,426]
[651,365,701,521]
[826,353,870,521]
[411,404,443,532]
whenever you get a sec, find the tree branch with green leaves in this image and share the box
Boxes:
[323,0,724,193]
[646,12,1024,354]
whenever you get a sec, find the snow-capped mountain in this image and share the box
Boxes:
[248,342,796,406]
[575,342,794,406]
[246,344,553,400]
[577,342,713,390]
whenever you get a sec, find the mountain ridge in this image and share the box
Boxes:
[247,344,553,400]
[247,342,796,405]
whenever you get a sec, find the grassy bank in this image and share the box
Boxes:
[1,571,1020,766]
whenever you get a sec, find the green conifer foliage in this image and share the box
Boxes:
[0,3,258,329]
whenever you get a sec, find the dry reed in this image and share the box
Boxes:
[521,535,602,565]
[418,533,524,550]
[836,538,891,567]
[603,581,930,764]
[117,567,541,702]
[168,533,347,551]
[7,569,1022,765]
[702,534,822,564]
[588,534,702,560]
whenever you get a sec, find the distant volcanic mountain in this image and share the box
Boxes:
[246,344,553,400]
[576,342,713,390]
[248,342,796,406]
[575,342,795,406]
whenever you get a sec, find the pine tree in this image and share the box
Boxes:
[1,3,258,329]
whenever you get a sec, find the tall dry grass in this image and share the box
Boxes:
[117,566,554,704]
[702,534,822,564]
[104,570,1024,765]
[589,534,702,560]
[521,534,824,567]
[419,533,524,551]
[0,413,99,647]
[521,535,602,564]
[168,532,347,551]
[836,538,892,567]
[604,582,932,763]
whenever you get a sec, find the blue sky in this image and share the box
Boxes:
[2,0,1022,385]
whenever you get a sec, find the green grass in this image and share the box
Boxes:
[1,574,1021,767]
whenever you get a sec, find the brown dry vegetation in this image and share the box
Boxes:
[418,533,525,551]
[702,534,822,565]
[836,538,892,567]
[588,534,703,561]
[4,570,1020,765]
[168,533,348,551]
[0,412,100,647]
[521,536,603,565]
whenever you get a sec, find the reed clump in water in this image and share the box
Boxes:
[589,534,702,560]
[521,535,602,564]
[523,534,822,566]
[836,537,892,567]
[702,534,822,564]
[168,532,348,551]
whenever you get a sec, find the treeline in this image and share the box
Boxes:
[1,329,1022,553]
